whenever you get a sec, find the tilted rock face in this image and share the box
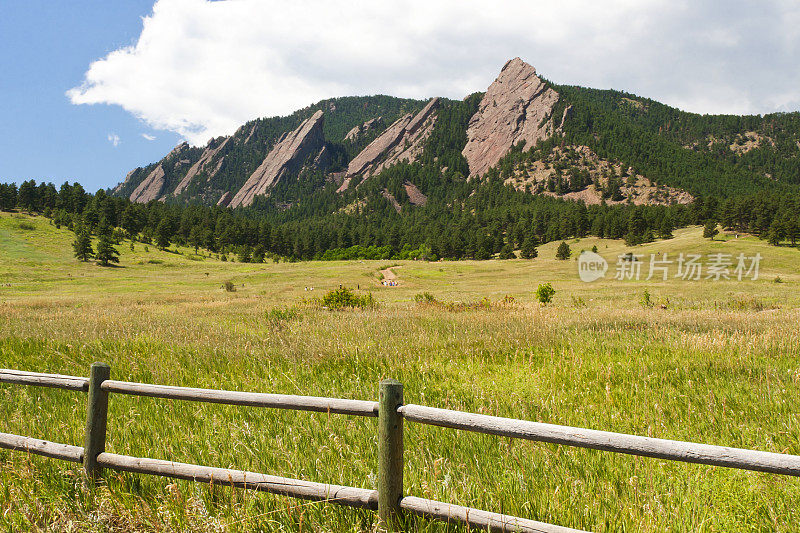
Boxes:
[344,117,384,142]
[112,169,136,195]
[216,191,232,207]
[339,98,439,191]
[228,110,326,208]
[130,164,166,203]
[173,136,231,196]
[462,58,559,178]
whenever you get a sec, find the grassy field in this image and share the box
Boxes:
[1,211,800,532]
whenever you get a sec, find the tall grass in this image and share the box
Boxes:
[2,213,800,531]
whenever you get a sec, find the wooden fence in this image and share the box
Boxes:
[3,364,800,532]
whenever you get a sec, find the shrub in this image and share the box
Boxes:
[320,287,375,310]
[640,289,654,308]
[266,307,299,328]
[535,283,556,304]
[222,280,236,292]
[499,295,517,308]
[414,292,437,304]
[571,296,587,308]
[17,221,35,231]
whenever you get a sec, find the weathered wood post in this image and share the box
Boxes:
[83,362,110,486]
[378,379,404,531]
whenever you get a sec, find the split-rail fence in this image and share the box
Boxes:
[3,364,800,532]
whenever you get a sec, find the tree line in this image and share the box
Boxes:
[2,176,798,265]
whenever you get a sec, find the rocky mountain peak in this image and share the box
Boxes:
[462,58,559,178]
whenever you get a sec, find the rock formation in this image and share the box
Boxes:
[404,181,427,206]
[344,117,384,142]
[228,110,326,208]
[173,137,230,196]
[112,169,137,195]
[462,58,559,178]
[382,189,402,213]
[217,191,232,207]
[129,164,166,203]
[338,98,439,191]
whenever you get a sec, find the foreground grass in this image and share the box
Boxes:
[1,212,800,531]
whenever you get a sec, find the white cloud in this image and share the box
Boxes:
[70,0,800,146]
[141,133,156,141]
[107,133,120,147]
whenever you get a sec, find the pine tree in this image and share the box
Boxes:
[252,245,266,263]
[156,219,171,249]
[659,218,674,239]
[555,241,571,260]
[520,236,539,259]
[72,224,94,262]
[237,245,252,263]
[703,219,719,240]
[95,221,119,266]
[498,242,516,259]
[766,219,784,246]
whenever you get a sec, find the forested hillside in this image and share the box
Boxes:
[2,59,799,262]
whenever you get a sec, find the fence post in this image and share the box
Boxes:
[83,362,110,486]
[378,379,404,531]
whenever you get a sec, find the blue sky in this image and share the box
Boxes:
[3,1,799,193]
[0,1,180,192]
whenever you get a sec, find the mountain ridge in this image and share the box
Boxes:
[112,58,800,214]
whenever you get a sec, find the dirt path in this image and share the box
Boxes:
[379,266,399,286]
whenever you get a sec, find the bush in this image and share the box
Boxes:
[414,292,437,304]
[535,283,556,304]
[222,280,236,292]
[640,289,654,308]
[571,296,587,308]
[320,287,376,310]
[266,307,299,328]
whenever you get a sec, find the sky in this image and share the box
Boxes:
[2,0,799,192]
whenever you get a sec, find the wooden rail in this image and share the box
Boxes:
[97,453,378,509]
[399,404,800,477]
[4,364,800,532]
[0,432,83,463]
[101,380,378,417]
[0,369,88,391]
[400,496,584,533]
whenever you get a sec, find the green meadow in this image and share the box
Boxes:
[1,211,800,532]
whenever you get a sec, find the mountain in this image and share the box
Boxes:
[113,95,428,206]
[113,58,800,216]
